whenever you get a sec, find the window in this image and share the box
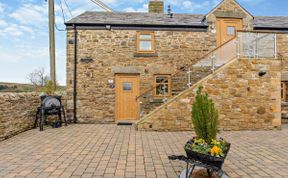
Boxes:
[282,82,287,101]
[137,32,155,53]
[123,82,132,91]
[227,26,236,36]
[154,75,171,97]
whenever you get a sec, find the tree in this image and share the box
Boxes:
[27,68,49,89]
[192,86,219,143]
[43,80,54,95]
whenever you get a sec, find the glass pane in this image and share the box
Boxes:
[227,26,235,36]
[156,84,169,96]
[140,34,152,40]
[139,41,152,51]
[156,77,168,84]
[123,82,132,91]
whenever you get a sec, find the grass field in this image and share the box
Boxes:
[0,82,65,93]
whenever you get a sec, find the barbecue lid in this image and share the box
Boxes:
[41,96,61,108]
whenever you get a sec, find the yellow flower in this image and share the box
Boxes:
[210,146,222,155]
[211,139,220,146]
[194,138,205,144]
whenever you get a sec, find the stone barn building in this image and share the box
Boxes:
[65,0,288,131]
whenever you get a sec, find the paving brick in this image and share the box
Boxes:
[0,124,287,178]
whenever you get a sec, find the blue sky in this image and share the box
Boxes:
[0,0,288,85]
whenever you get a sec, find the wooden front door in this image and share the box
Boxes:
[115,74,140,121]
[216,18,243,46]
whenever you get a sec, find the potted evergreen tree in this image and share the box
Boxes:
[184,86,231,169]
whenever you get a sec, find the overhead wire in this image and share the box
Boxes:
[63,0,73,18]
[56,0,67,31]
[59,0,66,22]
[54,0,114,32]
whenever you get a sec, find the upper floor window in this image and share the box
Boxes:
[137,32,155,53]
[154,75,171,97]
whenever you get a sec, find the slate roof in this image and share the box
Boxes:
[65,12,206,27]
[66,11,288,30]
[254,16,288,29]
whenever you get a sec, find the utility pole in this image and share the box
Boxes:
[48,0,56,92]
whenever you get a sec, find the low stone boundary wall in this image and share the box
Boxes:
[0,93,40,141]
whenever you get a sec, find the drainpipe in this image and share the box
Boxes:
[73,24,78,123]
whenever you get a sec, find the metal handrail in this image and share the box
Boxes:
[137,30,278,100]
[238,32,276,58]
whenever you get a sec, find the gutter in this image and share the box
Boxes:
[65,23,208,31]
[253,26,288,32]
[73,24,78,123]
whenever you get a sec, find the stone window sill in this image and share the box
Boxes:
[134,52,158,58]
[149,98,169,103]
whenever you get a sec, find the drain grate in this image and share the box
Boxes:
[117,122,133,126]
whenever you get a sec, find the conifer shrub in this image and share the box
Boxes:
[191,86,219,143]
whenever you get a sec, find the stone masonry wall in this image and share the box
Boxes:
[277,34,288,79]
[277,34,288,124]
[277,34,288,59]
[206,0,254,31]
[66,0,287,124]
[140,66,212,116]
[0,93,68,141]
[282,102,288,124]
[0,93,40,141]
[137,59,281,131]
[66,30,216,123]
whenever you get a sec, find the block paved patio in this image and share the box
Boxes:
[0,124,288,178]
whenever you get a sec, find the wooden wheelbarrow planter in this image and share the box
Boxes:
[169,139,231,178]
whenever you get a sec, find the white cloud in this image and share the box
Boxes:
[163,0,222,13]
[0,19,7,27]
[7,2,68,33]
[0,46,47,63]
[0,45,49,62]
[124,4,148,12]
[182,1,211,12]
[9,3,47,25]
[166,0,180,6]
[60,0,101,17]
[0,22,34,38]
[1,24,23,37]
[0,45,66,85]
[19,25,34,34]
[0,51,23,63]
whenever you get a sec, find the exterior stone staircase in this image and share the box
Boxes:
[137,36,239,118]
[136,31,281,131]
